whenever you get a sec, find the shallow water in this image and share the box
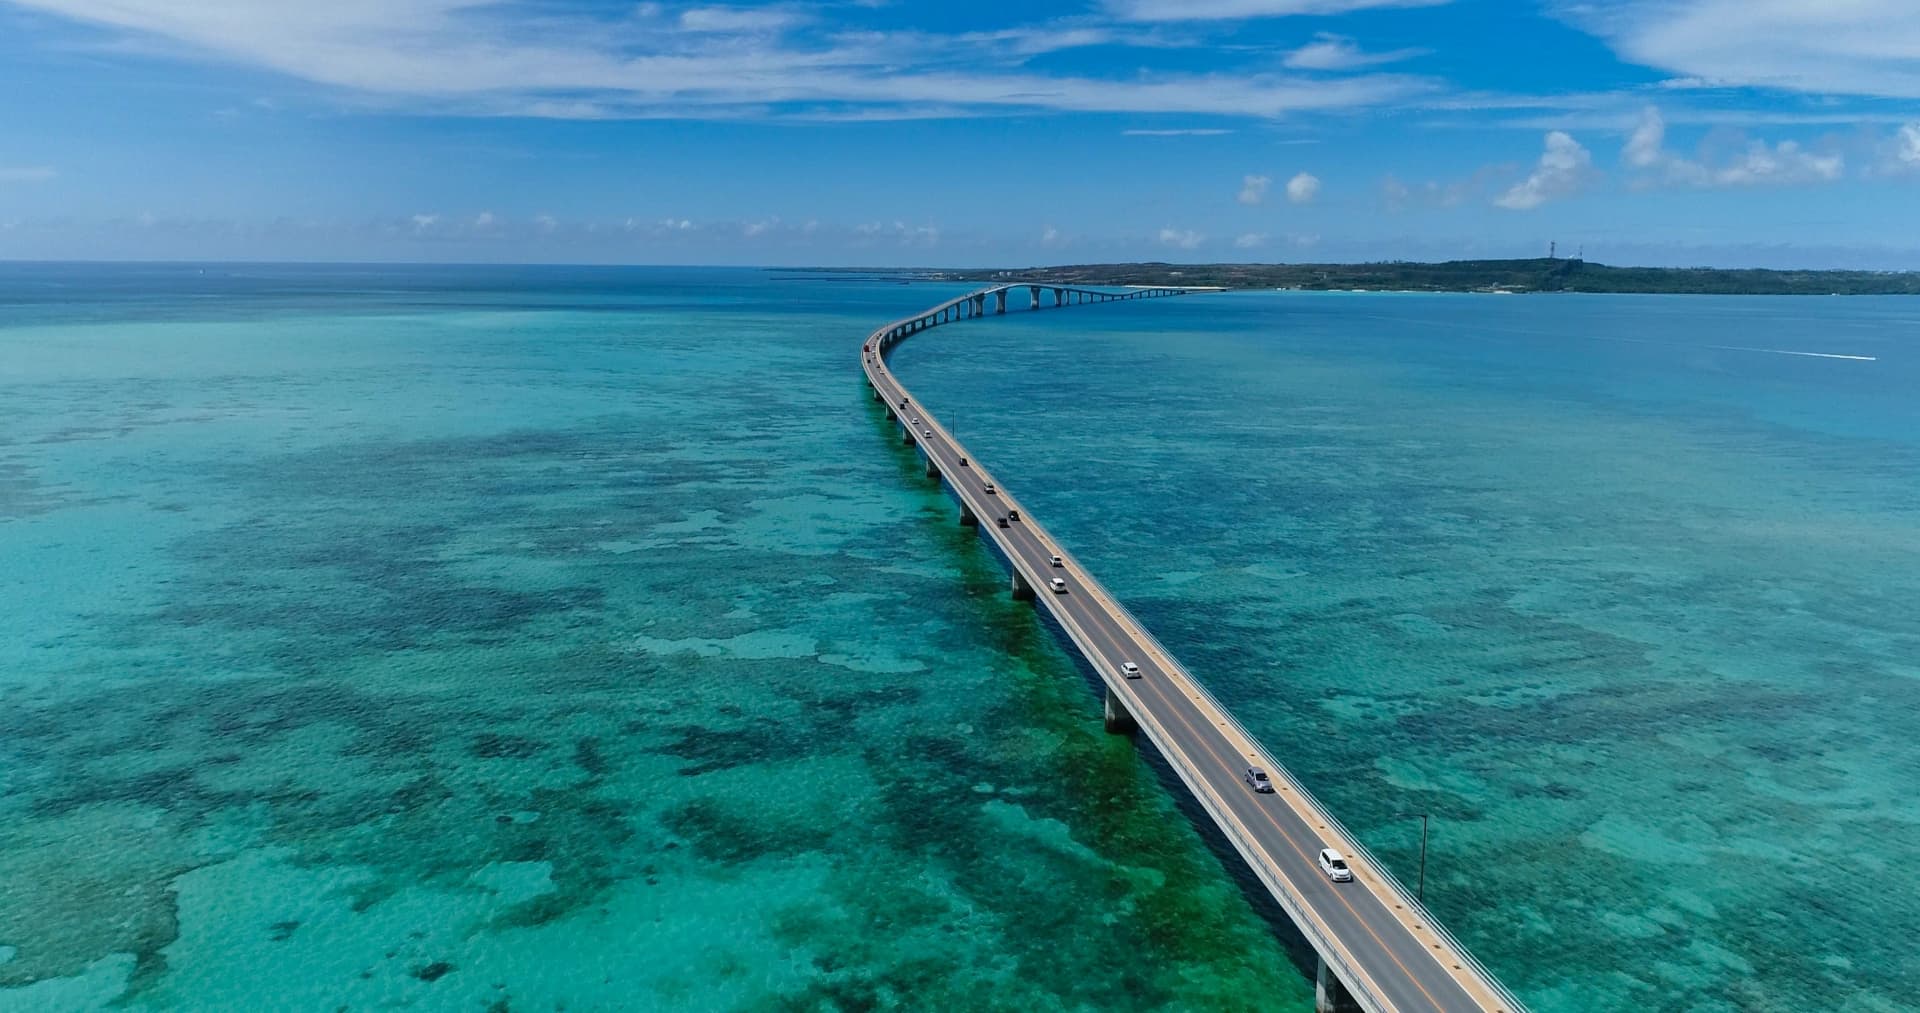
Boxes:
[0,266,1302,1012]
[3,268,1917,1012]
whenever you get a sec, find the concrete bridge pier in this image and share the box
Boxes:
[1053,287,1065,307]
[973,294,987,316]
[885,406,897,420]
[959,503,978,526]
[1315,957,1362,1013]
[1011,570,1035,600]
[1103,687,1138,734]
[872,386,883,401]
[1028,286,1041,310]
[903,427,916,446]
[994,291,1007,314]
[925,454,940,478]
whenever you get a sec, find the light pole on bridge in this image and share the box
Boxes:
[1392,811,1430,903]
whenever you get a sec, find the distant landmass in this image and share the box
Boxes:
[883,258,1920,295]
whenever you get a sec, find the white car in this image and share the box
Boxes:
[922,429,932,438]
[1049,554,1064,567]
[983,483,997,494]
[1048,578,1067,594]
[1121,662,1141,679]
[1318,848,1353,883]
[910,416,920,425]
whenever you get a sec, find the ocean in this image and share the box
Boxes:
[2,264,1916,1011]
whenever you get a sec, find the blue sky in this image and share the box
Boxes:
[1,0,1917,267]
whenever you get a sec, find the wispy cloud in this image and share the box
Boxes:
[1122,128,1235,136]
[1234,232,1267,248]
[0,0,1432,120]
[1237,174,1271,205]
[1560,0,1920,100]
[1495,130,1595,210]
[1285,171,1320,203]
[0,166,57,183]
[1283,33,1426,70]
[1108,0,1448,23]
[1158,226,1205,249]
[1622,106,1844,187]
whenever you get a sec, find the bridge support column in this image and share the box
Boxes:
[885,406,897,420]
[1028,286,1041,310]
[1053,287,1065,307]
[994,291,1007,314]
[959,503,978,526]
[872,386,882,401]
[903,428,916,446]
[1315,956,1362,1013]
[1010,571,1035,600]
[1103,687,1137,735]
[925,454,939,478]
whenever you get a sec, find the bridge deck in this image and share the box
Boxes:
[862,284,1525,1013]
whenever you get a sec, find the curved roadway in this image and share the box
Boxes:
[861,285,1526,1013]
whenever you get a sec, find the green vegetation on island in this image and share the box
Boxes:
[908,258,1920,295]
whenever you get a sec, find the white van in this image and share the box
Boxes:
[1048,578,1067,594]
[1318,848,1353,883]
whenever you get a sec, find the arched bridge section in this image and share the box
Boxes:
[859,283,1529,1013]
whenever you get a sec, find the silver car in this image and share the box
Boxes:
[1243,767,1275,793]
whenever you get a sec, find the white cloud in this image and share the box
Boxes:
[1624,105,1665,168]
[677,6,806,33]
[409,213,438,231]
[1040,225,1066,247]
[1890,123,1920,173]
[1285,171,1320,203]
[0,0,1432,120]
[0,166,56,183]
[1234,232,1267,248]
[1710,141,1842,186]
[1158,227,1205,249]
[1237,174,1271,205]
[1622,106,1845,187]
[1122,128,1235,136]
[473,211,497,228]
[1109,0,1448,22]
[1283,33,1425,70]
[1562,0,1920,100]
[1495,131,1594,210]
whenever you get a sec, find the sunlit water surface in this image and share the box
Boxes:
[2,266,1916,1012]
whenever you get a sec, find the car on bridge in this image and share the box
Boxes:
[922,429,932,438]
[1244,767,1275,793]
[1048,578,1067,593]
[1121,662,1141,679]
[983,483,996,494]
[1050,554,1064,567]
[1318,848,1353,883]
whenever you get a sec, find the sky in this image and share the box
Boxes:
[1,0,1918,268]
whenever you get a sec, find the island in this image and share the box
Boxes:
[805,258,1920,295]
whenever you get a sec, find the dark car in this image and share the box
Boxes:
[995,516,1009,528]
[1243,767,1275,793]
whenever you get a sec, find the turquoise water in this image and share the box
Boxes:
[0,266,1299,1012]
[897,291,1920,1012]
[2,267,1917,1012]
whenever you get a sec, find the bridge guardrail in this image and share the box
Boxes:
[864,282,1527,1013]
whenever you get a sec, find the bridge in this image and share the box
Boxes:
[862,284,1528,1013]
